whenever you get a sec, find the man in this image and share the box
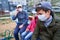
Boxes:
[31,1,60,40]
[12,4,28,40]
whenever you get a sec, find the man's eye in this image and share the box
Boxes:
[39,13,42,15]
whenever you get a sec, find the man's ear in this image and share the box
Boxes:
[45,10,51,19]
[47,10,51,15]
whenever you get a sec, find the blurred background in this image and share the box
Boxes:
[0,0,60,40]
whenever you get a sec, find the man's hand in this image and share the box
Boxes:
[14,9,19,16]
[19,24,24,29]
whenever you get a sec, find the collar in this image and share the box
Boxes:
[44,16,52,27]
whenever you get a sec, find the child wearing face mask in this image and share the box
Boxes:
[28,16,34,24]
[21,16,38,40]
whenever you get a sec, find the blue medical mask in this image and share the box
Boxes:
[38,14,47,21]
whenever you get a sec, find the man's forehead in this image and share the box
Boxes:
[17,6,22,8]
[37,9,44,13]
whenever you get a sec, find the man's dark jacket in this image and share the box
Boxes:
[31,17,60,40]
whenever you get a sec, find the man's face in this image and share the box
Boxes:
[37,9,50,19]
[17,6,22,11]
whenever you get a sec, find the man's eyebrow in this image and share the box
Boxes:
[37,13,42,15]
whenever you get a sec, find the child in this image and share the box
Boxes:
[21,16,38,40]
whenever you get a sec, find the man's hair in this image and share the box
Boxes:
[36,7,50,12]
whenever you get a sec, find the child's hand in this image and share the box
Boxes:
[26,29,29,32]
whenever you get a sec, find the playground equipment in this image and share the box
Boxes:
[0,30,14,40]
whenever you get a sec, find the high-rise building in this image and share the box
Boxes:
[9,0,27,5]
[0,0,9,11]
